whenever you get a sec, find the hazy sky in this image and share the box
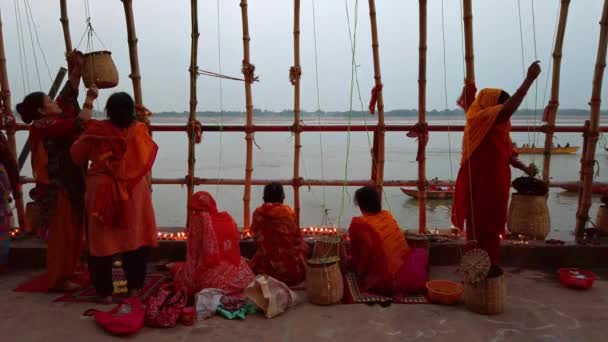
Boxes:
[2,0,607,113]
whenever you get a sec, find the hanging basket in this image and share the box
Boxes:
[596,205,608,236]
[311,236,341,258]
[508,193,550,240]
[464,269,506,315]
[82,51,119,89]
[305,257,344,305]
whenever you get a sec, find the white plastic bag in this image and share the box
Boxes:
[194,288,224,320]
[244,275,299,319]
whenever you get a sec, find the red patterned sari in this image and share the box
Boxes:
[172,191,254,296]
[249,203,308,286]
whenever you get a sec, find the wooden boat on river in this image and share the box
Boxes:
[401,187,454,200]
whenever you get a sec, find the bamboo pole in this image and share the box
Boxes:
[575,0,608,238]
[59,0,72,54]
[240,0,255,230]
[0,13,25,230]
[542,0,571,182]
[121,0,144,117]
[368,0,386,191]
[462,0,475,83]
[187,0,199,223]
[292,0,302,227]
[417,0,427,234]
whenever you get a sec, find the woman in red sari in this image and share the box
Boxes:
[16,51,96,291]
[452,61,541,265]
[249,182,308,286]
[348,186,427,296]
[171,191,254,297]
[71,92,158,303]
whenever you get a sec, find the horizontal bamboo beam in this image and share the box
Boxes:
[10,123,596,133]
[15,176,593,189]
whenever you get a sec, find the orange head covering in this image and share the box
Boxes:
[189,191,219,214]
[461,88,505,163]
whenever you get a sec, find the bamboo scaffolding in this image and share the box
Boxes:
[60,0,72,54]
[542,0,571,182]
[0,13,25,230]
[121,0,144,117]
[462,0,475,83]
[575,0,608,237]
[187,0,199,222]
[240,0,255,230]
[368,0,386,191]
[417,0,428,234]
[292,0,302,226]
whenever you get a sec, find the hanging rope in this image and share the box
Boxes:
[215,0,226,199]
[22,0,42,89]
[24,0,52,83]
[13,0,31,93]
[311,0,328,225]
[530,0,540,152]
[198,69,259,83]
[441,0,455,182]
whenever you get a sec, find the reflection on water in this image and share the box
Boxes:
[13,119,608,242]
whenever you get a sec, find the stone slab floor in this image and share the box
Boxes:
[1,266,606,342]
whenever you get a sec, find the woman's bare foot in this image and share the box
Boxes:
[128,289,141,298]
[51,280,81,292]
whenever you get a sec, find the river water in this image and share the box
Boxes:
[14,117,608,241]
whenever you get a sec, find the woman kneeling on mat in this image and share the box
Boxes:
[249,182,308,286]
[348,186,427,296]
[170,191,254,297]
[71,93,158,303]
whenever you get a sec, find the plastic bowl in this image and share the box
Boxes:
[426,280,464,305]
[558,268,597,290]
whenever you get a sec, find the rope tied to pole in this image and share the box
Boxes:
[542,100,560,122]
[368,83,382,115]
[241,61,258,84]
[187,119,203,144]
[406,122,429,162]
[289,66,301,85]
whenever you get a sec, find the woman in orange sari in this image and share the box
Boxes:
[16,51,96,291]
[249,182,308,286]
[452,61,541,265]
[171,191,254,297]
[348,186,426,296]
[71,92,158,303]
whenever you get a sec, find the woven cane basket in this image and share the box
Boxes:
[596,206,608,236]
[82,51,119,89]
[306,257,344,305]
[312,236,341,258]
[507,193,550,240]
[464,273,506,315]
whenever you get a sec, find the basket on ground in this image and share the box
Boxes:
[305,257,343,305]
[508,193,550,240]
[426,280,463,305]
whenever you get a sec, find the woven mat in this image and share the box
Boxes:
[342,272,428,304]
[54,269,168,304]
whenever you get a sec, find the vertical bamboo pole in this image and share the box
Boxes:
[240,0,254,230]
[462,0,475,84]
[368,0,385,191]
[0,13,25,230]
[121,0,144,116]
[542,0,571,182]
[575,0,608,237]
[417,0,427,234]
[187,0,199,223]
[60,0,73,55]
[292,0,302,227]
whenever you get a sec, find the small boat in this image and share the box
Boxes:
[515,146,579,155]
[401,187,454,200]
[559,182,608,194]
